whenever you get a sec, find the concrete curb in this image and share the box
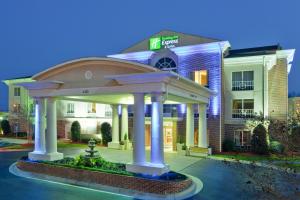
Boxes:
[206,156,300,175]
[9,162,203,200]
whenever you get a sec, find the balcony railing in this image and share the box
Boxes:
[232,81,254,91]
[232,109,254,119]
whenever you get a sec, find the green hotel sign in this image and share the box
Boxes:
[149,35,179,50]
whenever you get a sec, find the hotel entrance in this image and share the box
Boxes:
[145,121,174,152]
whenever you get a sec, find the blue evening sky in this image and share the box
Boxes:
[0,0,299,110]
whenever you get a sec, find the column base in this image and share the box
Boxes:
[28,151,63,161]
[126,162,170,176]
[107,142,120,149]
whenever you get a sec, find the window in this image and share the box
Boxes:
[87,103,96,113]
[13,104,21,113]
[232,71,254,91]
[105,105,112,117]
[155,57,177,72]
[234,130,251,148]
[14,87,21,96]
[194,70,208,86]
[232,99,254,118]
[67,103,75,114]
[163,104,177,117]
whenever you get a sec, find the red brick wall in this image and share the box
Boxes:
[57,120,67,139]
[224,124,246,141]
[17,160,192,195]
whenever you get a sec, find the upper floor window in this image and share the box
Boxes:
[194,70,208,87]
[87,103,96,113]
[67,103,75,114]
[155,57,177,72]
[14,87,21,96]
[232,99,254,118]
[232,71,254,91]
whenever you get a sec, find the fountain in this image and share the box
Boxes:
[85,138,99,158]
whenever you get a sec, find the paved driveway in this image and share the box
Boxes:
[1,147,300,199]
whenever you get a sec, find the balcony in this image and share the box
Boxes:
[232,81,254,91]
[232,109,254,119]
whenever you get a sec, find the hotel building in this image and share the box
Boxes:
[3,30,295,157]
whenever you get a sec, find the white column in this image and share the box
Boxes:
[112,105,119,143]
[150,93,164,165]
[108,104,120,149]
[186,103,194,147]
[121,105,128,141]
[126,93,170,176]
[132,93,146,164]
[28,98,46,160]
[198,104,208,148]
[45,97,63,161]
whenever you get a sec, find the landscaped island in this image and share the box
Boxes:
[16,156,193,195]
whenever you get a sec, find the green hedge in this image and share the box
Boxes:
[251,124,269,155]
[71,121,81,142]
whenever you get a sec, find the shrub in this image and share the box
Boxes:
[269,141,284,154]
[222,139,235,152]
[16,132,27,138]
[124,133,128,141]
[100,122,112,145]
[71,121,81,142]
[1,120,11,135]
[251,124,269,154]
[290,126,300,152]
[80,134,101,144]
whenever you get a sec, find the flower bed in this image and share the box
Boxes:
[17,157,192,195]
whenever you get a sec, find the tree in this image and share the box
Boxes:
[251,124,269,154]
[100,122,112,145]
[1,120,11,135]
[290,126,300,152]
[71,121,81,142]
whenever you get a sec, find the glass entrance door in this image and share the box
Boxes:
[164,126,173,150]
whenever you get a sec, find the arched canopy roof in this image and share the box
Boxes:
[33,57,159,80]
[19,57,214,104]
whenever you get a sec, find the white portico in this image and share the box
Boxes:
[19,57,213,175]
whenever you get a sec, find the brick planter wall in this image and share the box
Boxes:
[17,160,192,195]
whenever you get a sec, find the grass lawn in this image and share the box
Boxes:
[0,141,96,150]
[57,142,88,148]
[212,152,300,162]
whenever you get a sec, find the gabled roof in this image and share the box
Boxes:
[225,44,282,58]
[121,30,222,53]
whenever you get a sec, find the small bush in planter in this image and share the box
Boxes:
[100,122,112,145]
[71,121,81,142]
[124,133,128,141]
[1,120,11,135]
[119,141,125,145]
[182,144,187,150]
[251,124,269,155]
[222,139,235,152]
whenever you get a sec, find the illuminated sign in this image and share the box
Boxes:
[149,35,179,50]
